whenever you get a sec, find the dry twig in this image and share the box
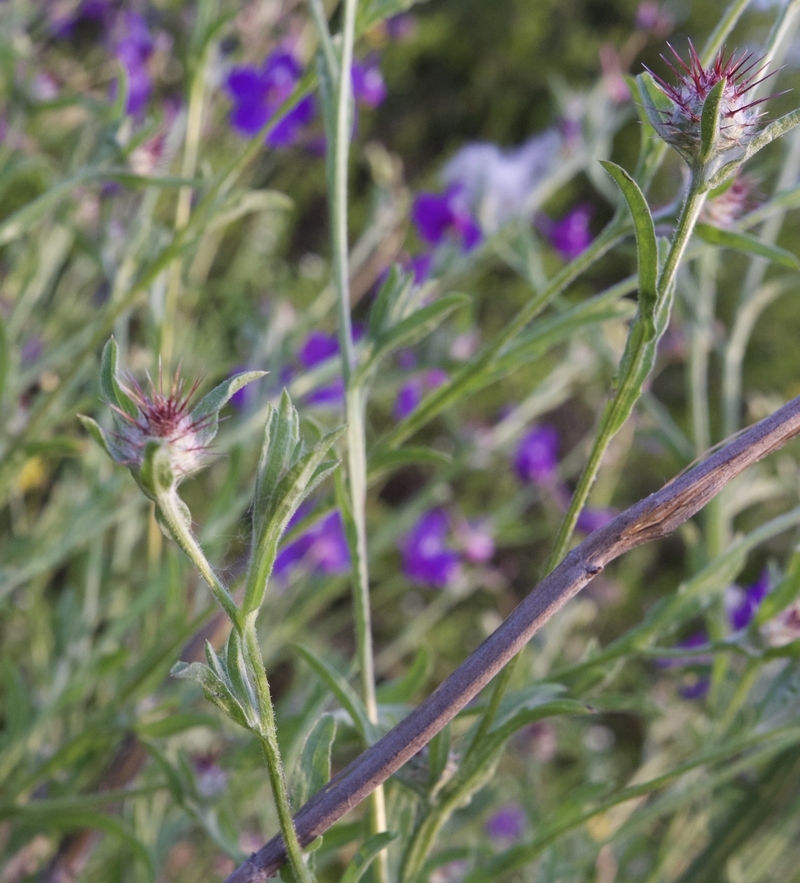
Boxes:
[225,392,800,883]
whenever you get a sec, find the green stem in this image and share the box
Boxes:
[689,248,718,458]
[328,0,388,876]
[155,488,241,630]
[244,620,315,883]
[545,179,708,572]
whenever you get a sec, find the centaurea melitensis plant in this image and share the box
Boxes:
[8,2,800,883]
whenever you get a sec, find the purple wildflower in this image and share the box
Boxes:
[485,804,525,841]
[393,369,448,420]
[274,508,350,578]
[299,331,339,368]
[545,204,594,260]
[226,50,315,148]
[442,131,563,233]
[514,425,559,485]
[394,378,423,420]
[680,676,710,700]
[306,377,345,407]
[401,510,461,588]
[412,186,482,252]
[655,630,711,669]
[410,253,433,284]
[352,57,387,108]
[113,12,154,115]
[456,521,495,564]
[726,569,770,631]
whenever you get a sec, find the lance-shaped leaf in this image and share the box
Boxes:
[340,832,398,883]
[190,369,267,448]
[171,660,252,730]
[100,337,138,418]
[600,161,658,339]
[244,391,344,615]
[695,223,800,269]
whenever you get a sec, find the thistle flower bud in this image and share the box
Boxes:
[640,43,776,174]
[80,338,265,497]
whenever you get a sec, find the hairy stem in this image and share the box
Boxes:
[244,621,314,883]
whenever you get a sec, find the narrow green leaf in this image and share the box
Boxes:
[293,644,377,744]
[367,264,409,339]
[695,222,799,269]
[77,415,114,460]
[190,370,267,444]
[225,629,256,712]
[291,714,337,808]
[635,72,673,133]
[428,724,451,789]
[171,661,251,730]
[207,189,293,232]
[99,337,138,417]
[340,832,398,883]
[699,77,726,166]
[368,447,452,480]
[358,293,470,383]
[376,647,432,704]
[0,312,7,406]
[600,161,658,338]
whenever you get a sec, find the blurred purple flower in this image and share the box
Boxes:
[20,336,43,365]
[385,14,417,40]
[394,377,423,420]
[442,131,563,233]
[576,507,616,534]
[680,676,710,700]
[485,804,525,841]
[299,330,339,367]
[352,57,387,108]
[410,253,433,284]
[306,377,345,406]
[226,51,315,148]
[393,369,448,420]
[544,204,594,260]
[274,508,350,578]
[726,569,770,631]
[412,186,482,252]
[655,631,711,669]
[113,12,153,115]
[456,521,495,564]
[514,425,559,485]
[401,509,461,588]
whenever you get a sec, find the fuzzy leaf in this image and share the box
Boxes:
[358,293,470,383]
[171,661,251,730]
[695,223,800,269]
[600,161,658,339]
[340,832,398,883]
[99,337,138,418]
[293,644,378,744]
[367,264,410,339]
[225,629,256,714]
[78,415,115,460]
[191,371,267,445]
[244,417,344,616]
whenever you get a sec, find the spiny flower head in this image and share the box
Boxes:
[642,42,776,170]
[109,369,210,479]
[81,338,264,497]
[701,172,761,228]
